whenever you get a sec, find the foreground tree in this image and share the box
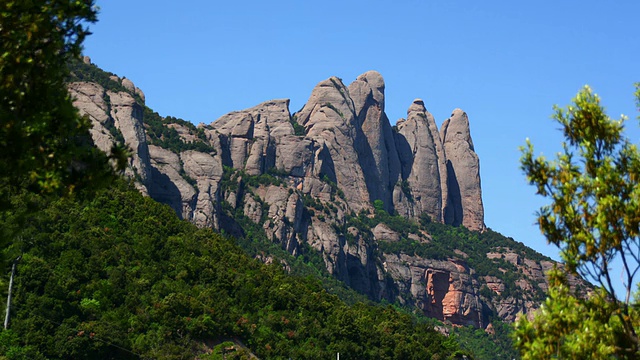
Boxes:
[515,84,640,358]
[1,0,127,256]
[0,0,125,202]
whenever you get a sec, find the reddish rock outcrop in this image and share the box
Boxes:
[385,254,485,327]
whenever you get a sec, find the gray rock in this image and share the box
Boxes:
[181,150,223,228]
[69,82,109,123]
[211,99,293,175]
[274,136,314,177]
[107,90,152,186]
[68,82,113,154]
[243,195,263,225]
[121,78,135,93]
[168,123,199,143]
[69,82,153,193]
[148,145,196,219]
[342,229,382,296]
[441,109,485,231]
[383,254,485,327]
[135,87,145,103]
[395,100,443,223]
[295,76,371,211]
[372,223,400,242]
[348,71,401,211]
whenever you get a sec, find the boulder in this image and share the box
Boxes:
[372,223,400,243]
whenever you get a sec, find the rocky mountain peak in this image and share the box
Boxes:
[351,70,385,110]
[441,108,485,231]
[442,108,475,151]
[408,98,427,113]
[395,98,447,223]
[70,61,566,329]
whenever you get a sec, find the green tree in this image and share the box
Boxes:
[515,84,640,358]
[0,0,125,203]
[1,0,127,260]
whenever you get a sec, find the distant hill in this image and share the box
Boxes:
[67,56,589,330]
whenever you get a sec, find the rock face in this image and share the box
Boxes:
[295,76,372,210]
[69,81,153,195]
[147,145,196,218]
[385,254,484,327]
[107,90,152,186]
[395,99,448,223]
[348,71,401,211]
[181,150,224,228]
[204,71,484,231]
[211,99,295,175]
[72,66,586,329]
[441,109,485,231]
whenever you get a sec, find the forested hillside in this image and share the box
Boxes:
[1,182,467,359]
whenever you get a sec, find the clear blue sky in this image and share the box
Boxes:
[84,1,640,279]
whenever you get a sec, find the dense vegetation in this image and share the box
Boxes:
[143,109,216,154]
[0,182,468,359]
[289,115,306,136]
[1,0,125,214]
[454,321,519,360]
[68,59,133,97]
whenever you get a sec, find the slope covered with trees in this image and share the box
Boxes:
[0,182,467,359]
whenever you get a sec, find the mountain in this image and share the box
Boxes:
[68,57,589,329]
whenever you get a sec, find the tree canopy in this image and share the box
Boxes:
[0,181,467,359]
[515,84,640,358]
[0,0,129,266]
[0,0,124,202]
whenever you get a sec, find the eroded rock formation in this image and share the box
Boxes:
[441,109,485,231]
[70,62,584,328]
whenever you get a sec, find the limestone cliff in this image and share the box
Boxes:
[69,58,589,328]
